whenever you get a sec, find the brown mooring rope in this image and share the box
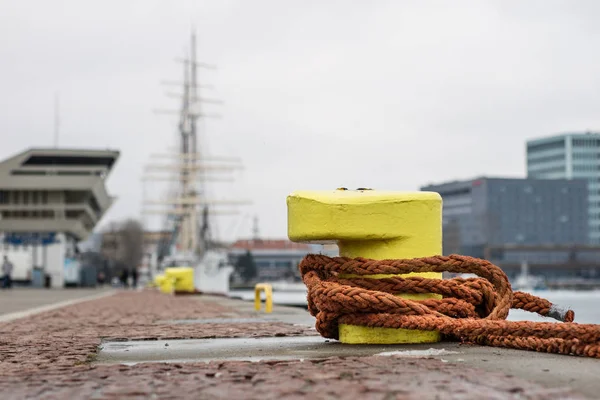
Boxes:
[299,254,600,358]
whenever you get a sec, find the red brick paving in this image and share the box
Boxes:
[0,290,314,377]
[0,355,585,400]
[0,290,588,399]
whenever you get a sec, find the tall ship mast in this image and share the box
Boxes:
[141,32,250,293]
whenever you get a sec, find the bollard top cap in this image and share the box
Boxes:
[287,189,441,243]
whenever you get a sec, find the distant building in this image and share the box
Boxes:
[100,229,171,280]
[228,239,338,282]
[421,177,591,279]
[527,132,600,244]
[318,243,340,257]
[0,147,119,287]
[140,230,172,279]
[78,232,103,253]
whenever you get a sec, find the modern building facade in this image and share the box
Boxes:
[421,177,590,278]
[0,147,119,287]
[228,239,338,282]
[527,132,600,244]
[228,239,311,282]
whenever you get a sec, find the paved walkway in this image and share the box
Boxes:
[0,287,113,316]
[0,290,593,399]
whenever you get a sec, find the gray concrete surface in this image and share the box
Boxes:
[97,294,600,398]
[203,294,317,326]
[0,287,115,321]
[97,334,600,398]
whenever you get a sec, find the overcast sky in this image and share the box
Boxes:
[2,0,600,241]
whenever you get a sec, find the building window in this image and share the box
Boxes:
[275,261,292,268]
[41,210,53,218]
[573,139,600,147]
[527,140,564,153]
[256,261,270,268]
[527,154,565,164]
[533,166,565,174]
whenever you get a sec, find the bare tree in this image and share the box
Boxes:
[101,218,145,282]
[117,219,144,271]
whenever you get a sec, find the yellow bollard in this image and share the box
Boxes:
[165,267,195,293]
[254,283,273,313]
[159,276,175,294]
[153,274,166,288]
[287,189,442,344]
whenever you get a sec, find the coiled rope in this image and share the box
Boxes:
[299,253,600,358]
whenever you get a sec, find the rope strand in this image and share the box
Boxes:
[299,254,599,358]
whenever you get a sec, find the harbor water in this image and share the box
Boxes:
[229,289,600,324]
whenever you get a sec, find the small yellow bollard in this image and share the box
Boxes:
[287,188,443,344]
[159,276,175,294]
[153,274,166,288]
[165,267,195,293]
[254,283,273,313]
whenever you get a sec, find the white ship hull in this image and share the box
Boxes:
[161,249,233,296]
[193,249,233,296]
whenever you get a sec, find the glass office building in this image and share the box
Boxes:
[527,132,600,244]
[421,177,588,264]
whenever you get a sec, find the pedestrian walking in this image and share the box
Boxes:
[120,268,129,289]
[131,267,138,289]
[2,255,14,289]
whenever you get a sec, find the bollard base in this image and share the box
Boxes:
[339,324,441,344]
[337,273,443,344]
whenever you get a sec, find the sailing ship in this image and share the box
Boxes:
[141,33,251,295]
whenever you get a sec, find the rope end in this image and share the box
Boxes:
[548,305,575,322]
